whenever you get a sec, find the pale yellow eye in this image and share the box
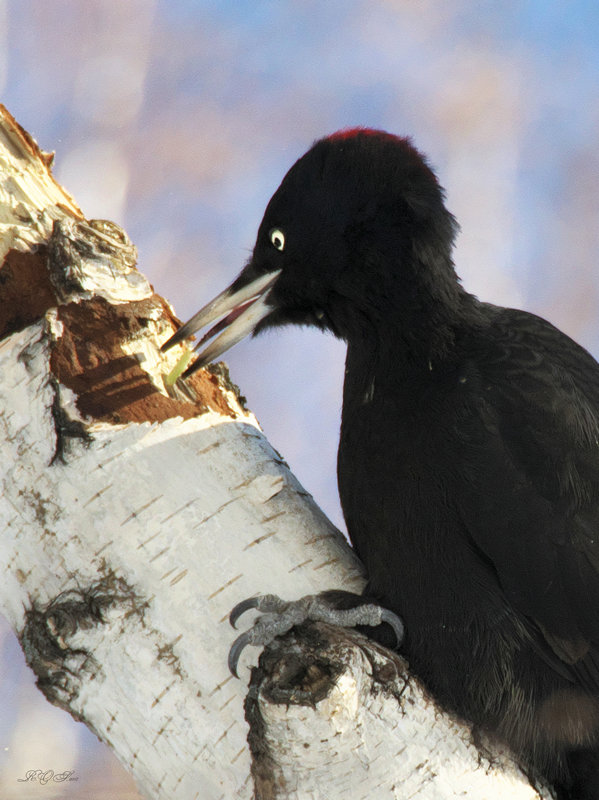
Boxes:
[269,228,285,251]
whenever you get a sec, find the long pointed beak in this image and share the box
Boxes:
[161,269,281,378]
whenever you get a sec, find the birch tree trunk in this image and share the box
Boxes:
[0,105,552,800]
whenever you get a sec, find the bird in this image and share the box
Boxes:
[162,128,599,799]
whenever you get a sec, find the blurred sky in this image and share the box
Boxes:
[1,1,599,797]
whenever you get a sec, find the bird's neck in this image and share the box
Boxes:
[345,284,472,375]
[336,228,469,354]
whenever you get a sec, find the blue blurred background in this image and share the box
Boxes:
[1,1,598,797]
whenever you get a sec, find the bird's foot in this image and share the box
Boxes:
[228,591,404,677]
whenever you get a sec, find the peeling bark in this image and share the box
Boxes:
[0,104,553,799]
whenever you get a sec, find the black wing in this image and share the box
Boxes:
[455,304,599,687]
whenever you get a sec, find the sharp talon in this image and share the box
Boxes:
[229,596,261,629]
[380,609,405,647]
[228,630,253,678]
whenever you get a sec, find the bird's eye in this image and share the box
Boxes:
[269,228,285,251]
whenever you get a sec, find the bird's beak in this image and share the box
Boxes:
[161,269,281,378]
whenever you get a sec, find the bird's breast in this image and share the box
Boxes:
[337,356,494,621]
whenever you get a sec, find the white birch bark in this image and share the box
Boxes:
[0,104,551,800]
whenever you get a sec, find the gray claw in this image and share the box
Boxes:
[227,594,298,677]
[229,594,288,629]
[380,609,405,647]
[228,630,253,678]
[229,596,261,629]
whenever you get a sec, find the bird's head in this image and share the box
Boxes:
[162,128,461,376]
